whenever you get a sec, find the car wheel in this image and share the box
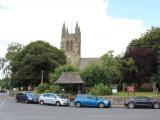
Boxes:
[16,99,19,103]
[40,100,44,105]
[56,101,61,106]
[128,103,135,109]
[153,103,160,109]
[76,102,81,108]
[98,103,105,108]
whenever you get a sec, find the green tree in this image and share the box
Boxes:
[49,64,79,84]
[11,40,66,89]
[129,27,160,50]
[100,51,123,85]
[0,42,23,78]
[80,63,107,87]
[0,77,11,89]
[121,57,137,84]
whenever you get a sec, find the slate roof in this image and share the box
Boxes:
[79,58,100,69]
[55,72,84,84]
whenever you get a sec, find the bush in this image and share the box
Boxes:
[36,83,50,93]
[90,83,111,96]
[44,85,60,93]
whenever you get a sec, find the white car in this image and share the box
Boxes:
[39,93,70,106]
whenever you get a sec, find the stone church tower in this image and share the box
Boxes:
[60,22,81,66]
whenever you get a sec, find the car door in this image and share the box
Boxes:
[43,94,50,104]
[47,94,57,104]
[135,97,150,107]
[141,97,152,107]
[85,95,97,106]
[21,93,27,102]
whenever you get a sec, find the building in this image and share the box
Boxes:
[60,22,100,68]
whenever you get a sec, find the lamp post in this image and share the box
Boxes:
[41,70,44,84]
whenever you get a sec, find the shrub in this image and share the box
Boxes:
[90,83,111,96]
[36,83,50,93]
[44,85,60,93]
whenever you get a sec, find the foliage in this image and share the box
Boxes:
[90,83,111,96]
[36,83,50,93]
[124,48,156,87]
[121,57,137,84]
[0,42,23,78]
[44,85,60,93]
[11,40,66,89]
[100,51,123,85]
[126,27,160,87]
[80,63,107,87]
[0,77,11,89]
[151,50,160,84]
[129,27,160,50]
[49,64,79,84]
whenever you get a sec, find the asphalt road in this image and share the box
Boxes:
[0,94,160,120]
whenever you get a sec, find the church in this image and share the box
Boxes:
[60,22,100,68]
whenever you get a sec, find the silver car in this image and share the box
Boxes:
[39,93,70,106]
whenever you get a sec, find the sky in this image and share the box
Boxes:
[0,0,159,60]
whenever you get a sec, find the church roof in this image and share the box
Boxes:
[79,58,100,69]
[55,72,84,84]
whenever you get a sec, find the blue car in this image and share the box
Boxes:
[74,94,111,108]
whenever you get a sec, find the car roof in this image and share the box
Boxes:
[127,96,149,99]
[135,96,149,99]
[41,93,57,95]
[76,94,95,97]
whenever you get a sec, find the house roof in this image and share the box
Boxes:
[55,72,84,84]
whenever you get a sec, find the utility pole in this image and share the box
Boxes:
[41,70,44,84]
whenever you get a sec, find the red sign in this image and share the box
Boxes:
[127,86,135,93]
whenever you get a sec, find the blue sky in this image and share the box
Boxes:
[107,0,160,27]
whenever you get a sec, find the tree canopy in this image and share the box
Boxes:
[100,51,123,85]
[129,27,160,50]
[11,40,66,89]
[126,27,160,87]
[0,42,23,78]
[80,63,107,87]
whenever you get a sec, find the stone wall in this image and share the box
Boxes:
[104,96,160,105]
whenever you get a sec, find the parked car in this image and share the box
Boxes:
[15,91,38,104]
[74,94,111,108]
[124,96,160,109]
[39,93,70,106]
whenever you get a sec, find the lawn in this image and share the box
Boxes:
[113,91,160,97]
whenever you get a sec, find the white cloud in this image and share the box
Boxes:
[0,0,146,59]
